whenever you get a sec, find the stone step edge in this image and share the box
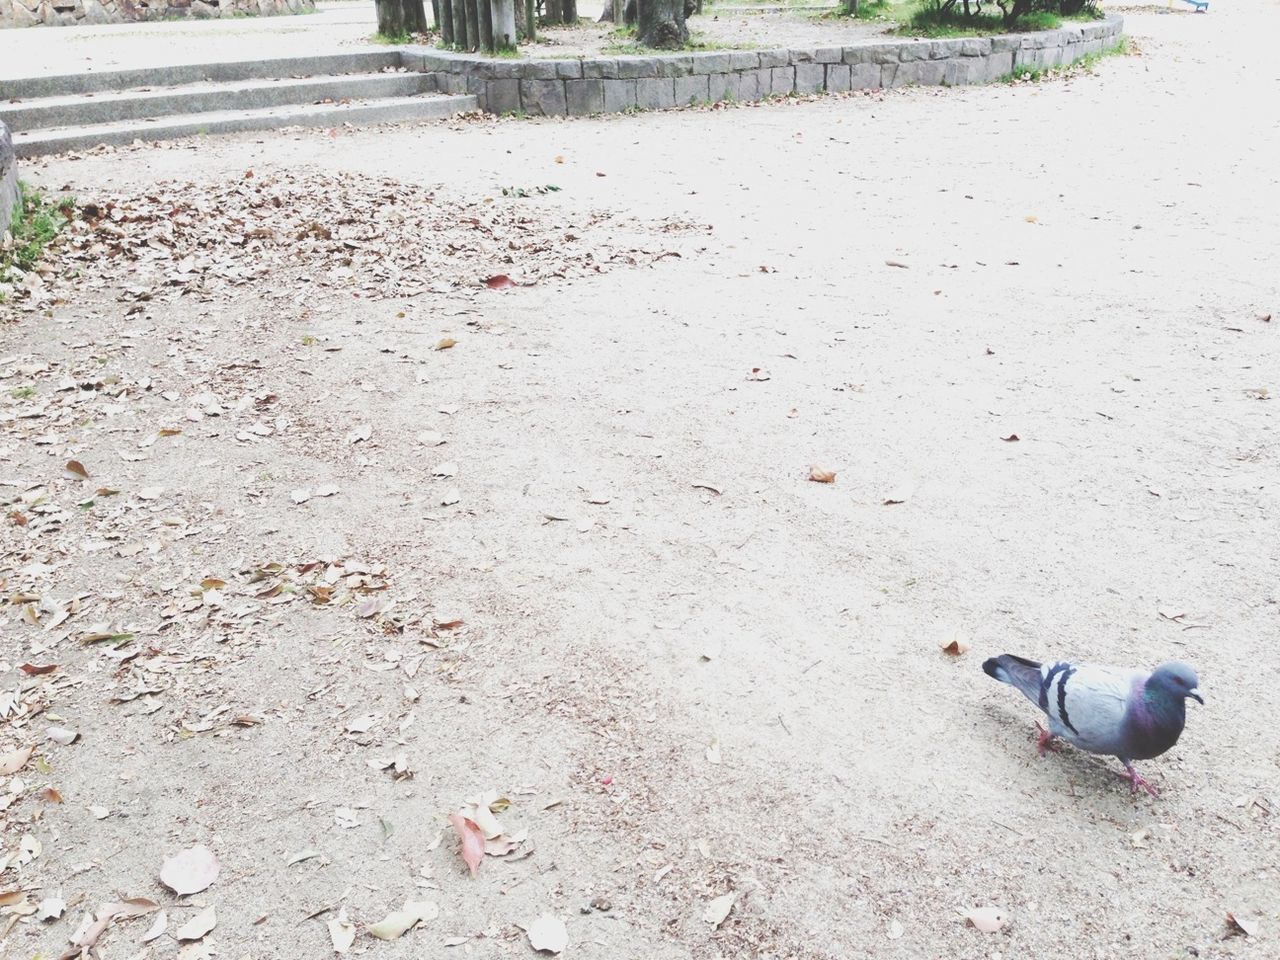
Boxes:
[11,93,477,158]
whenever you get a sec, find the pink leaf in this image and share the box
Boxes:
[484,275,516,290]
[449,814,484,877]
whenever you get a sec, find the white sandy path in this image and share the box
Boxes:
[5,3,1280,959]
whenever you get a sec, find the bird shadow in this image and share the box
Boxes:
[977,699,1155,802]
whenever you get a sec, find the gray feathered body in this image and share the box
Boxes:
[983,654,1188,762]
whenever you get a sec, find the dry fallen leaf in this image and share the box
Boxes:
[160,845,220,896]
[705,737,722,765]
[1001,434,1021,442]
[328,911,357,953]
[962,906,1007,933]
[525,914,569,954]
[143,911,168,942]
[1226,912,1258,938]
[746,367,771,381]
[64,459,89,480]
[435,338,457,351]
[0,746,35,775]
[366,900,439,940]
[484,274,516,290]
[174,905,217,941]
[703,892,737,927]
[449,814,485,877]
[940,629,971,656]
[808,465,836,484]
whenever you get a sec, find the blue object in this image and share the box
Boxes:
[1180,0,1209,10]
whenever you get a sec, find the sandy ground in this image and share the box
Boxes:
[3,1,1280,959]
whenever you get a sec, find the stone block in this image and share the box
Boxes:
[943,57,985,86]
[707,70,734,102]
[565,79,604,115]
[731,69,764,102]
[795,62,825,95]
[556,60,584,79]
[728,51,761,70]
[472,59,524,80]
[687,52,732,74]
[658,56,696,77]
[634,77,675,110]
[439,73,468,95]
[961,38,991,57]
[673,74,709,105]
[899,41,931,63]
[814,46,844,63]
[582,58,621,79]
[880,62,902,87]
[990,35,1020,53]
[984,50,1014,81]
[770,66,795,96]
[825,63,851,93]
[916,59,948,84]
[602,78,636,112]
[519,79,567,116]
[519,60,563,80]
[848,43,901,65]
[850,62,880,90]
[0,121,17,239]
[617,57,661,79]
[485,78,521,114]
[758,48,790,68]
[788,46,817,64]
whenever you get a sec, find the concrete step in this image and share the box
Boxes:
[1,51,404,100]
[1,72,434,132]
[11,93,477,158]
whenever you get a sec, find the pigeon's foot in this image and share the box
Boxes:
[1121,763,1159,797]
[1034,722,1059,757]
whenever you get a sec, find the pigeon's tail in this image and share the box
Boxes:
[983,654,1043,704]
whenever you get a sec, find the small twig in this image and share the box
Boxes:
[855,835,899,849]
[776,714,791,736]
[992,819,1027,837]
[801,658,823,675]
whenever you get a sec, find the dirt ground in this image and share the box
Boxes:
[3,1,1280,958]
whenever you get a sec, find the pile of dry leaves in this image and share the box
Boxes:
[5,169,704,310]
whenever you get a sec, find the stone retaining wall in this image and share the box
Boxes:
[404,15,1123,116]
[1,0,312,29]
[0,121,17,238]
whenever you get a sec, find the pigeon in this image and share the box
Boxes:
[982,654,1203,796]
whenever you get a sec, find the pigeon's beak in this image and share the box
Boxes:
[1188,689,1204,705]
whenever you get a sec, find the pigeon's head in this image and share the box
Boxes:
[1150,662,1204,705]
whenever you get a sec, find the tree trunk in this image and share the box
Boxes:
[465,0,482,48]
[452,0,469,47]
[637,0,686,47]
[376,0,430,35]
[523,0,536,38]
[492,0,518,49]
[439,0,454,43]
[479,0,494,50]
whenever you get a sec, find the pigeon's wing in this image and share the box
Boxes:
[1045,662,1139,756]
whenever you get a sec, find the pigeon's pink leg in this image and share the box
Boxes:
[1121,762,1159,797]
[1034,722,1059,757]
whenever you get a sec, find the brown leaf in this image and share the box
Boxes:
[39,786,64,803]
[435,338,458,351]
[885,260,909,269]
[449,814,485,877]
[484,274,516,290]
[64,460,90,480]
[1001,434,1020,442]
[20,663,58,675]
[746,367,770,381]
[434,619,465,631]
[940,630,971,656]
[808,465,836,484]
[0,891,24,906]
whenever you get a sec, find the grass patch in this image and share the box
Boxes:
[0,183,74,298]
[602,31,753,54]
[901,6,1060,37]
[999,36,1128,83]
